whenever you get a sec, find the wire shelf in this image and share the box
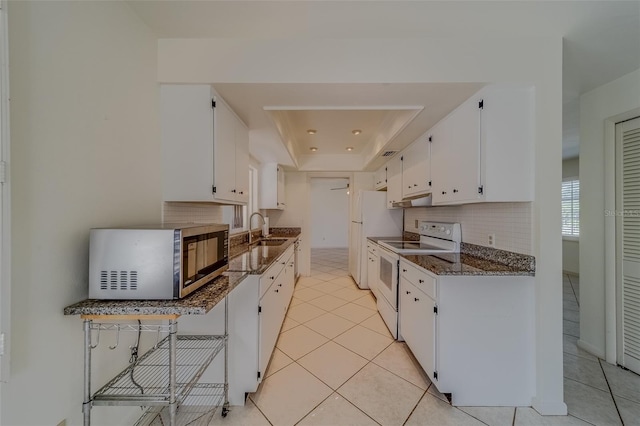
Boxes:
[93,335,225,406]
[134,384,227,426]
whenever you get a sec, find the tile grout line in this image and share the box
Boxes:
[598,358,626,425]
[567,273,580,307]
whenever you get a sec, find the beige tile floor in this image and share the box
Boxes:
[212,250,640,425]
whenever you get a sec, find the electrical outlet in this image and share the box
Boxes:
[415,219,419,228]
[488,234,496,247]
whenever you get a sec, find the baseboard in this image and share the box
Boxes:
[531,397,568,416]
[577,339,605,359]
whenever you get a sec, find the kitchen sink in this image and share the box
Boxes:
[253,238,288,246]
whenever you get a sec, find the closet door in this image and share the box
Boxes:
[616,116,640,375]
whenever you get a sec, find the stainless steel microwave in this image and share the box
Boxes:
[89,223,229,300]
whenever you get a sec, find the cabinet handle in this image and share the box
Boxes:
[239,191,244,195]
[414,297,420,302]
[419,279,424,283]
[453,189,459,193]
[278,283,282,287]
[442,191,446,195]
[231,189,236,193]
[402,269,407,272]
[270,276,275,280]
[282,261,286,265]
[275,289,279,293]
[408,185,411,189]
[406,290,411,294]
[413,184,418,187]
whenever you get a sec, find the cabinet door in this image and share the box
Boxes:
[375,166,387,190]
[367,252,379,299]
[160,84,215,202]
[213,99,238,202]
[259,284,284,377]
[448,98,481,203]
[277,166,286,209]
[235,117,250,204]
[399,279,437,382]
[402,136,430,198]
[430,120,452,204]
[386,155,403,209]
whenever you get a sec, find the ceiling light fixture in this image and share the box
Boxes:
[310,147,318,152]
[346,147,354,152]
[352,129,362,135]
[307,129,317,135]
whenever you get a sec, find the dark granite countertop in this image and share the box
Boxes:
[227,234,299,275]
[63,271,248,316]
[366,236,404,243]
[401,252,535,276]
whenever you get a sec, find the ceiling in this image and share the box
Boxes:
[213,83,482,170]
[129,0,640,164]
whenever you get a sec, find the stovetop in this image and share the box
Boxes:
[377,221,461,255]
[378,239,457,254]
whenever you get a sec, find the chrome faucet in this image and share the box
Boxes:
[248,212,266,245]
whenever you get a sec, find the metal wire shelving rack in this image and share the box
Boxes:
[81,297,230,426]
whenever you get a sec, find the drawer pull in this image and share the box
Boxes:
[419,279,424,283]
[402,269,407,272]
[406,290,411,295]
[278,283,282,287]
[270,276,275,280]
[414,297,420,302]
[275,289,279,293]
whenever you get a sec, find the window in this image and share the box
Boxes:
[562,178,580,237]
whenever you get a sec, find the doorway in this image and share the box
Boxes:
[310,178,350,249]
[615,116,640,375]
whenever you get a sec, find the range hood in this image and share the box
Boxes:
[391,193,432,208]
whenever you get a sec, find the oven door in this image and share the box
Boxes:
[377,246,398,309]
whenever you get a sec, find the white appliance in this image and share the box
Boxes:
[377,222,461,339]
[348,190,403,289]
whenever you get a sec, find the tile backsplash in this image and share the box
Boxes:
[162,202,224,224]
[404,202,532,255]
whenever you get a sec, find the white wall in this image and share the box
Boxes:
[310,178,349,248]
[4,2,160,425]
[157,35,565,414]
[405,203,532,255]
[562,158,579,275]
[580,68,640,360]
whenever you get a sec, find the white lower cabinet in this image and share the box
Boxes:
[399,258,535,406]
[399,278,436,381]
[257,245,295,380]
[367,241,380,299]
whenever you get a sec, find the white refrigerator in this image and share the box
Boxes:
[348,190,403,289]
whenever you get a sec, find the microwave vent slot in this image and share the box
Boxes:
[100,270,138,291]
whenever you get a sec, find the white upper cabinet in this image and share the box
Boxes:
[259,163,286,210]
[386,155,403,209]
[160,84,249,204]
[401,134,431,199]
[431,84,534,205]
[374,165,387,190]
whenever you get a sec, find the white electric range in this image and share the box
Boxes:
[375,222,461,339]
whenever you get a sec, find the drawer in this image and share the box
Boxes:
[260,262,284,297]
[367,241,379,255]
[400,260,436,299]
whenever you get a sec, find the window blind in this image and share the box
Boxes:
[562,179,580,237]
